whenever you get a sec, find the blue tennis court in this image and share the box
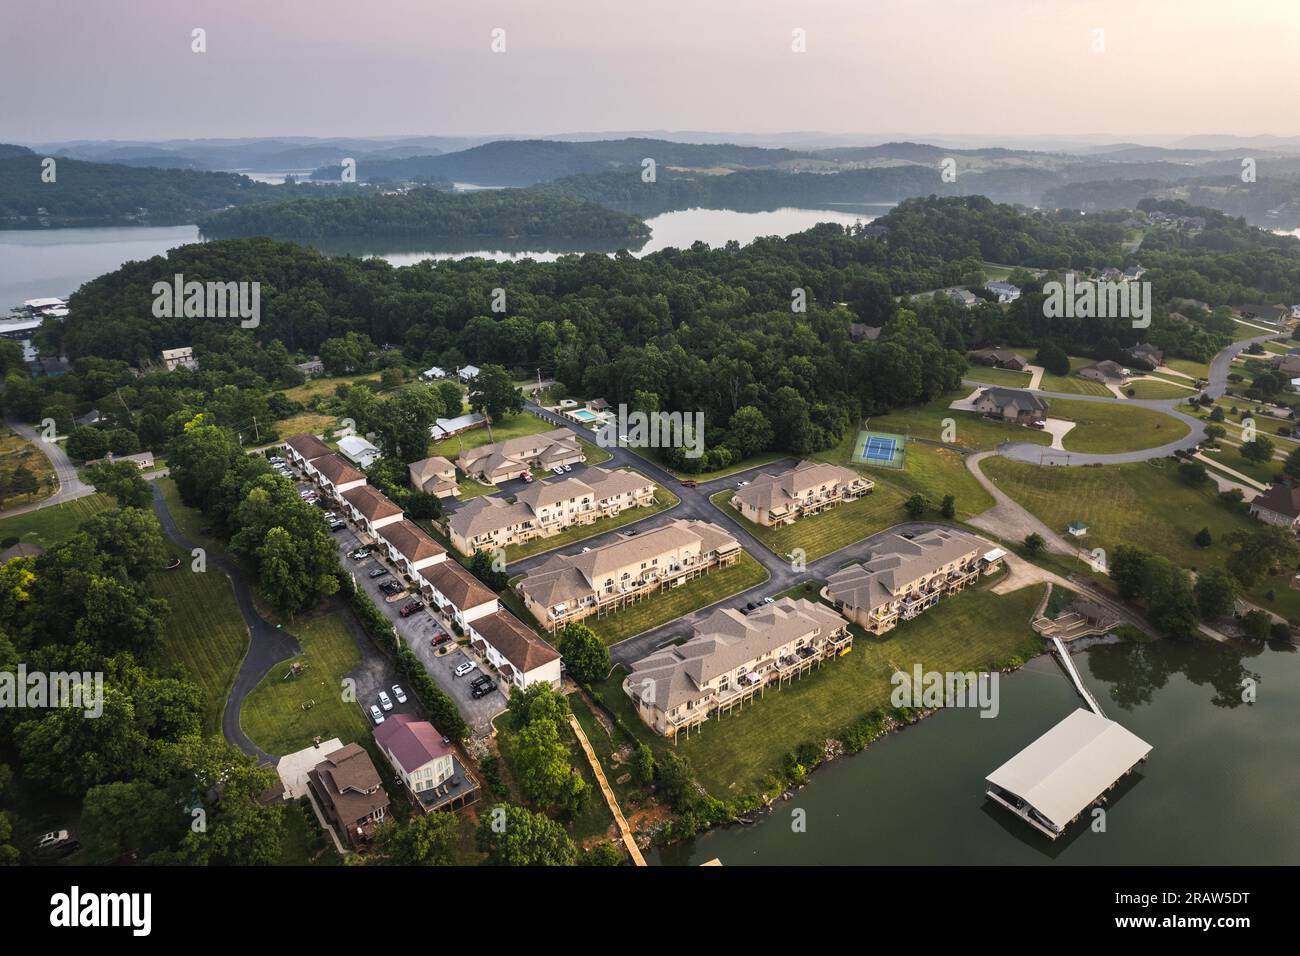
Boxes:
[852,429,906,469]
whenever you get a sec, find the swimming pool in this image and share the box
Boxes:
[570,409,600,423]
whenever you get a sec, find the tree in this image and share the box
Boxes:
[940,494,956,519]
[1194,567,1239,620]
[65,426,109,462]
[904,494,926,519]
[728,405,773,458]
[1285,445,1300,479]
[319,331,373,375]
[1111,545,1150,601]
[1195,527,1213,548]
[1240,609,1271,640]
[468,364,524,421]
[1224,526,1297,587]
[1177,460,1209,486]
[85,460,153,509]
[632,742,656,787]
[8,464,38,500]
[371,811,458,865]
[1208,405,1225,423]
[1023,532,1045,556]
[557,622,609,685]
[1035,341,1070,377]
[475,804,576,866]
[373,385,442,461]
[466,549,508,591]
[1240,435,1275,464]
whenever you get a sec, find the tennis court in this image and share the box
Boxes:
[852,429,906,469]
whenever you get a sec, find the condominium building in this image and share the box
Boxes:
[624,597,853,737]
[457,428,584,485]
[408,455,459,498]
[340,484,404,538]
[447,467,655,555]
[825,528,1001,635]
[518,519,741,631]
[731,459,872,527]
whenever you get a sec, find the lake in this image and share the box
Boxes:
[0,206,880,305]
[651,637,1300,866]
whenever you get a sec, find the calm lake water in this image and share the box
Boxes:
[652,638,1300,866]
[0,206,879,305]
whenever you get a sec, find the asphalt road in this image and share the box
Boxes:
[0,414,94,518]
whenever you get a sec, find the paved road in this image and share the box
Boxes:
[0,415,94,519]
[151,482,299,763]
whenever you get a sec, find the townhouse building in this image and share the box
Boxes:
[731,460,872,528]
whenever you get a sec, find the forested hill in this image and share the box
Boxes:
[197,187,651,243]
[310,137,812,186]
[0,150,290,227]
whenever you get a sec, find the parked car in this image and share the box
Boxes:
[763,596,775,604]
[37,830,70,850]
[470,674,492,688]
[454,661,477,678]
[1025,419,1045,430]
[399,600,423,618]
[737,480,749,487]
[431,632,450,646]
[368,567,390,579]
[351,548,371,560]
[680,479,698,488]
[392,684,407,704]
[625,528,639,536]
[380,580,403,595]
[378,691,393,711]
[370,705,385,724]
[561,463,572,473]
[472,681,497,699]
[328,520,345,532]
[522,472,534,483]
[746,601,758,611]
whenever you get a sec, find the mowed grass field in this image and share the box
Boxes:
[1037,357,1115,396]
[1049,398,1191,453]
[595,583,1045,798]
[710,485,907,561]
[240,611,370,756]
[1126,379,1196,400]
[964,365,1032,388]
[150,550,250,737]
[1164,357,1211,380]
[862,391,1053,452]
[0,493,111,547]
[586,552,769,646]
[427,412,557,459]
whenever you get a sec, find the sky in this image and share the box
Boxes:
[3,0,1299,143]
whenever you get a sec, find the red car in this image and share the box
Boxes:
[399,600,423,618]
[431,631,449,646]
[680,479,698,488]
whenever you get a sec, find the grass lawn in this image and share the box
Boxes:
[1125,379,1196,400]
[274,412,337,439]
[427,413,556,459]
[863,391,1052,452]
[624,445,785,483]
[278,797,341,866]
[150,548,250,737]
[1231,320,1278,340]
[586,552,769,646]
[0,427,56,510]
[240,610,371,757]
[504,478,680,562]
[1049,398,1191,453]
[0,493,111,547]
[594,583,1045,798]
[710,486,907,562]
[1164,357,1211,380]
[965,365,1032,388]
[1202,446,1281,485]
[1038,357,1115,396]
[281,373,382,404]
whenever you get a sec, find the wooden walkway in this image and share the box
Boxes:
[566,713,646,866]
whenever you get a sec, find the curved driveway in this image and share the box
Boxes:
[0,414,94,518]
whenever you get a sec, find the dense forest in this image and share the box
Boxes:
[0,148,302,228]
[198,187,651,243]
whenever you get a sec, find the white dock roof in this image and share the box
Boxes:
[986,708,1151,830]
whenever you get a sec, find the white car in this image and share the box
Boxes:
[370,705,385,724]
[454,661,477,678]
[37,830,70,850]
[561,463,572,473]
[378,691,393,711]
[392,684,407,704]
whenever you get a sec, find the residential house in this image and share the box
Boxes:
[945,288,980,309]
[457,428,584,485]
[826,528,996,635]
[448,467,656,554]
[519,519,742,631]
[624,597,853,737]
[419,559,499,631]
[731,459,872,527]
[375,519,448,580]
[340,485,404,538]
[430,411,486,442]
[421,366,447,380]
[161,346,198,371]
[970,348,1028,370]
[408,455,459,498]
[468,610,563,691]
[849,323,883,342]
[337,435,382,469]
[1249,482,1300,530]
[84,451,155,470]
[1238,303,1286,324]
[296,357,324,377]
[587,397,611,413]
[985,281,1021,303]
[1078,360,1130,383]
[1100,267,1124,282]
[1126,343,1165,367]
[373,713,478,812]
[1122,265,1147,281]
[306,742,389,849]
[972,387,1049,423]
[457,365,482,382]
[310,453,367,500]
[284,432,333,470]
[1271,354,1300,378]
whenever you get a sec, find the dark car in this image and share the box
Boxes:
[680,479,698,488]
[399,600,423,618]
[470,674,492,688]
[379,580,403,596]
[328,520,346,532]
[368,567,390,579]
[471,681,497,699]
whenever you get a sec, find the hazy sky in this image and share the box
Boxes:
[4,0,1298,142]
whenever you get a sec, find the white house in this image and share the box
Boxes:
[311,453,368,500]
[161,346,198,371]
[375,519,448,579]
[985,281,1021,303]
[417,560,499,631]
[467,610,562,692]
[373,714,455,796]
[421,366,447,380]
[337,435,382,469]
[457,364,482,383]
[340,485,404,537]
